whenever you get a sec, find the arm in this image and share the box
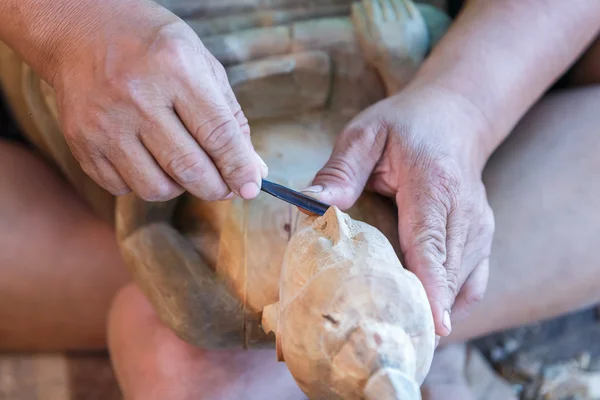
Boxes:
[0,0,266,204]
[0,0,173,85]
[309,0,600,337]
[412,0,600,162]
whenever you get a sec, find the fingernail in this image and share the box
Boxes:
[224,192,234,200]
[254,152,268,177]
[240,182,260,199]
[301,185,323,194]
[442,310,452,333]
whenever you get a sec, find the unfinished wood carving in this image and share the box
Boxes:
[262,207,435,399]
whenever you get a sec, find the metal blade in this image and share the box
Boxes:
[260,179,330,216]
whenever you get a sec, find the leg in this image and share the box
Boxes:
[451,84,600,342]
[0,140,129,351]
[108,283,308,400]
[423,85,600,398]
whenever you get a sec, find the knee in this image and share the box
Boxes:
[108,283,155,336]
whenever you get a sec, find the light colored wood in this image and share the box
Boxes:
[0,354,70,400]
[203,26,292,66]
[262,207,435,400]
[156,0,355,18]
[352,0,429,93]
[120,222,246,348]
[185,4,351,36]
[227,51,332,120]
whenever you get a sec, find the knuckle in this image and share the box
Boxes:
[105,134,137,160]
[461,286,486,308]
[408,212,447,261]
[63,124,100,158]
[220,161,256,183]
[138,181,181,202]
[420,273,451,302]
[79,159,130,196]
[111,185,132,197]
[233,109,250,135]
[421,159,463,211]
[445,267,460,296]
[197,116,239,155]
[166,151,205,185]
[201,188,230,202]
[150,30,192,70]
[317,156,359,187]
[342,122,389,157]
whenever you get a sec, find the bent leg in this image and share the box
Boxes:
[424,84,600,400]
[108,283,308,400]
[0,140,129,351]
[448,84,600,343]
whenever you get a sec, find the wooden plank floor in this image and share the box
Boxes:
[0,353,121,400]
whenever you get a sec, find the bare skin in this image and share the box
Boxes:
[0,0,267,202]
[108,284,307,400]
[1,1,600,400]
[103,84,600,400]
[0,141,129,351]
[423,84,600,400]
[308,0,600,339]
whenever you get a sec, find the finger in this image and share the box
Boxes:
[397,192,452,337]
[364,0,384,23]
[444,208,470,300]
[352,2,369,35]
[174,77,262,200]
[64,129,131,196]
[216,73,268,179]
[307,122,388,210]
[399,0,417,18]
[78,153,132,196]
[234,111,268,179]
[391,0,407,19]
[139,110,231,201]
[451,258,490,321]
[378,0,397,21]
[107,136,184,202]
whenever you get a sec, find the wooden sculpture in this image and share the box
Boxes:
[262,207,435,399]
[0,0,451,397]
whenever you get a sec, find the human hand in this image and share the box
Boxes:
[51,1,267,201]
[306,84,495,337]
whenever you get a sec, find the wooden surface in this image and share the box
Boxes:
[0,353,120,400]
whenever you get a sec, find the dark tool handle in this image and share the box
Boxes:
[260,179,330,216]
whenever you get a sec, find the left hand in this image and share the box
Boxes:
[305,84,496,337]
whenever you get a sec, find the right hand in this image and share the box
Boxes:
[51,2,267,201]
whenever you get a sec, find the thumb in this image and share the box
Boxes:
[305,124,387,210]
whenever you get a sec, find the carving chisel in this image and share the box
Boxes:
[260,179,330,216]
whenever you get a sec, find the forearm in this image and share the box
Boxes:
[412,0,600,159]
[0,0,174,85]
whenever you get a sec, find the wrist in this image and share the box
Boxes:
[403,80,496,173]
